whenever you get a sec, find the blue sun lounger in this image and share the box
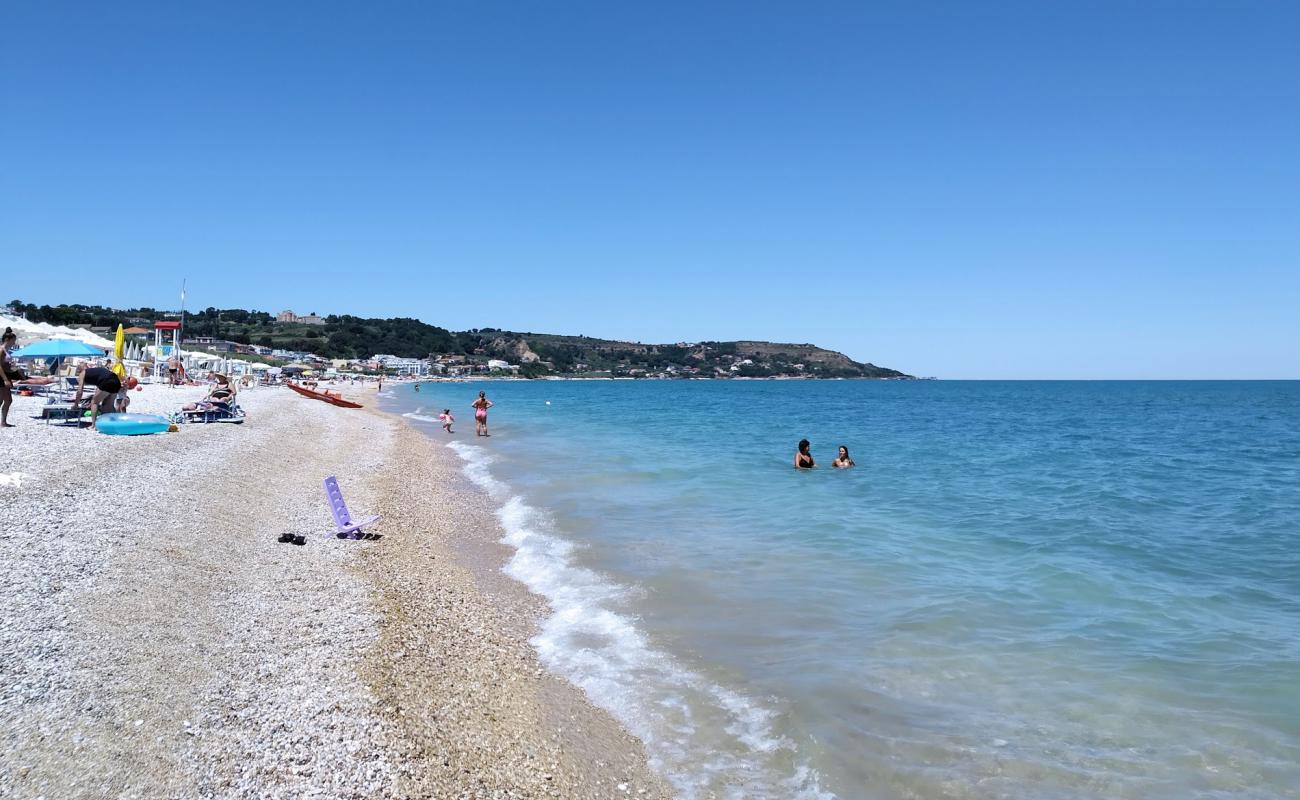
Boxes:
[323,475,381,538]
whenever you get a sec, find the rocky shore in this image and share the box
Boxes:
[0,384,671,799]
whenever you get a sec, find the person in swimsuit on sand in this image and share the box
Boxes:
[472,391,493,437]
[1,328,22,428]
[439,408,454,433]
[832,446,855,468]
[794,439,815,469]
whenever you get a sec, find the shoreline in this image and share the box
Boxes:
[348,394,673,798]
[0,383,671,798]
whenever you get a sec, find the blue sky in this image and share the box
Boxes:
[2,1,1297,378]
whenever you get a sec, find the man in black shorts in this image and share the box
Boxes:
[73,363,123,428]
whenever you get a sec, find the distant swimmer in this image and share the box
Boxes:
[795,439,815,469]
[472,390,493,437]
[832,446,855,468]
[414,382,421,392]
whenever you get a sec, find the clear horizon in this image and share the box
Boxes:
[3,2,1297,379]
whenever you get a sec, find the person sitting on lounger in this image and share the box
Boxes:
[114,379,137,413]
[181,374,235,412]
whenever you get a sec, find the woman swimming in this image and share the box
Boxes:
[832,446,855,468]
[794,439,815,469]
[472,391,493,437]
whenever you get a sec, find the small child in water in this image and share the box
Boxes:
[438,409,454,433]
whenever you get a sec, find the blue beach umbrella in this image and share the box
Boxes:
[11,339,107,359]
[11,338,109,376]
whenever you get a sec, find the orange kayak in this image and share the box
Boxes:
[286,381,364,409]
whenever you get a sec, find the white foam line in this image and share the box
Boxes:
[446,440,836,800]
[402,406,444,424]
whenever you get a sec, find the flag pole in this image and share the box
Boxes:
[178,278,187,376]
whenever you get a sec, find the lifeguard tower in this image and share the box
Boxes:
[154,321,182,380]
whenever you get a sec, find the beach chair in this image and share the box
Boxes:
[323,476,381,538]
[40,398,80,425]
[178,400,245,424]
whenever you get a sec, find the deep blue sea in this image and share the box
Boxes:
[384,380,1300,800]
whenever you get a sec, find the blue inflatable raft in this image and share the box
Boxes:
[97,413,171,436]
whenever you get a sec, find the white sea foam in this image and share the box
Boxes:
[446,440,835,800]
[0,472,27,489]
[402,412,442,423]
[402,407,445,424]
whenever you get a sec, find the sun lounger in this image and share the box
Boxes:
[323,475,380,538]
[176,400,245,424]
[40,402,81,425]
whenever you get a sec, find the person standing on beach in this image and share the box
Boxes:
[472,391,493,437]
[1,328,22,428]
[794,439,815,469]
[167,353,181,386]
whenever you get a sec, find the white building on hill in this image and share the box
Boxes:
[372,354,430,376]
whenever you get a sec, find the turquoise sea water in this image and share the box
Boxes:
[386,380,1300,800]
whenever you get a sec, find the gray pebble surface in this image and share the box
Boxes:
[0,384,673,799]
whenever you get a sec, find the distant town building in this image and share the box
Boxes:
[184,337,239,353]
[372,354,430,376]
[276,309,327,326]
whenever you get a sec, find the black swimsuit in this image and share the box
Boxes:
[84,366,122,394]
[797,453,815,468]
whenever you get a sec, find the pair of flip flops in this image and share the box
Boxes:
[277,532,307,546]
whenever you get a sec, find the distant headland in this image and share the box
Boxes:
[4,300,911,380]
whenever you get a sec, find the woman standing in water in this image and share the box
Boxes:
[472,390,493,437]
[794,438,815,469]
[832,446,855,468]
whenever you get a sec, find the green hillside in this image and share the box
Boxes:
[6,300,911,379]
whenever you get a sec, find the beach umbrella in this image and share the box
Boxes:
[11,338,108,375]
[0,315,46,344]
[72,329,116,349]
[11,339,108,359]
[111,324,126,378]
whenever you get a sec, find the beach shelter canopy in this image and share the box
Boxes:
[0,315,49,344]
[69,329,116,349]
[11,339,108,358]
[1,317,117,350]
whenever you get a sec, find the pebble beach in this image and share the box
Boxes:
[0,383,672,799]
